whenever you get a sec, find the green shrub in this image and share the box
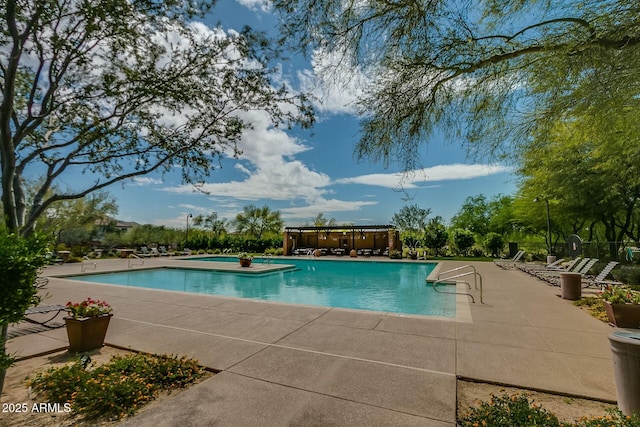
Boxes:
[213,248,222,254]
[459,393,562,427]
[459,393,640,427]
[389,249,402,259]
[484,232,504,257]
[29,353,203,420]
[451,229,475,256]
[613,265,640,287]
[573,409,640,426]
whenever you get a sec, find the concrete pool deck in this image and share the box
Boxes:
[7,257,619,425]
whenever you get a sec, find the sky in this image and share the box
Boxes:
[106,0,517,229]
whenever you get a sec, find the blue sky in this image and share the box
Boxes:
[107,0,517,228]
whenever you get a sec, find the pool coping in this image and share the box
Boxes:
[51,257,453,321]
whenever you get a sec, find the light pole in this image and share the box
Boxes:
[185,213,193,247]
[534,196,552,255]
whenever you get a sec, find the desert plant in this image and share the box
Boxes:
[29,353,203,420]
[459,393,563,427]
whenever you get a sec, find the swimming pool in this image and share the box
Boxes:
[67,259,454,317]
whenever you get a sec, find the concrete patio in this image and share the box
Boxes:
[6,257,619,425]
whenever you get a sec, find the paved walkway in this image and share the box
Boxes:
[7,257,619,425]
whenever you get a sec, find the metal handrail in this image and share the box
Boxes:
[128,254,144,268]
[81,256,97,272]
[431,266,484,303]
[438,264,480,290]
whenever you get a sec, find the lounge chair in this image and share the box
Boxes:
[494,250,525,269]
[517,257,567,274]
[158,246,172,256]
[535,258,591,279]
[139,246,153,257]
[23,305,68,329]
[538,258,599,285]
[582,261,623,287]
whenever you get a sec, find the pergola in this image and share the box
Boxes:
[282,225,401,256]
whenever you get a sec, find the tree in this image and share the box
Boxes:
[392,204,430,255]
[451,229,475,257]
[38,191,118,246]
[311,213,336,227]
[516,114,640,258]
[391,204,430,234]
[192,212,227,238]
[450,196,490,237]
[274,0,640,168]
[484,232,504,258]
[1,0,313,235]
[234,205,283,240]
[424,216,449,257]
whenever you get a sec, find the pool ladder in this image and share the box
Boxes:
[128,253,144,268]
[430,265,483,303]
[261,254,273,264]
[81,256,97,272]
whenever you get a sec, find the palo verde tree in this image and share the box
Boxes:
[233,205,283,240]
[273,0,640,168]
[391,204,430,254]
[1,0,313,236]
[192,212,228,238]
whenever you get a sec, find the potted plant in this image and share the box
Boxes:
[64,298,113,351]
[238,252,252,267]
[600,285,640,328]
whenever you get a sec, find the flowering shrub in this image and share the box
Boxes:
[66,298,112,318]
[459,393,563,427]
[459,393,640,426]
[600,286,640,305]
[29,353,203,420]
[237,252,252,260]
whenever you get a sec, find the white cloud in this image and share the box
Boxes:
[298,48,371,115]
[235,0,272,12]
[280,198,378,220]
[336,164,513,189]
[163,110,331,202]
[130,177,162,186]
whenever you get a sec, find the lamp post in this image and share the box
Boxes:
[534,196,552,255]
[185,213,193,247]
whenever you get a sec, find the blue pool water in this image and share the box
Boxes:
[68,258,454,317]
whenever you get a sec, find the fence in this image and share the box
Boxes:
[510,241,636,263]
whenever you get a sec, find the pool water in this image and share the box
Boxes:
[68,259,454,317]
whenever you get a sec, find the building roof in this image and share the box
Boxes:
[284,225,396,233]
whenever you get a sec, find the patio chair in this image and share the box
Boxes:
[582,261,623,288]
[23,305,68,329]
[158,246,173,256]
[516,257,567,274]
[139,246,153,257]
[494,250,525,269]
[538,258,599,286]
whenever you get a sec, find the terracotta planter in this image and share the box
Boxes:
[349,249,357,257]
[239,258,252,267]
[604,301,640,328]
[65,314,112,352]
